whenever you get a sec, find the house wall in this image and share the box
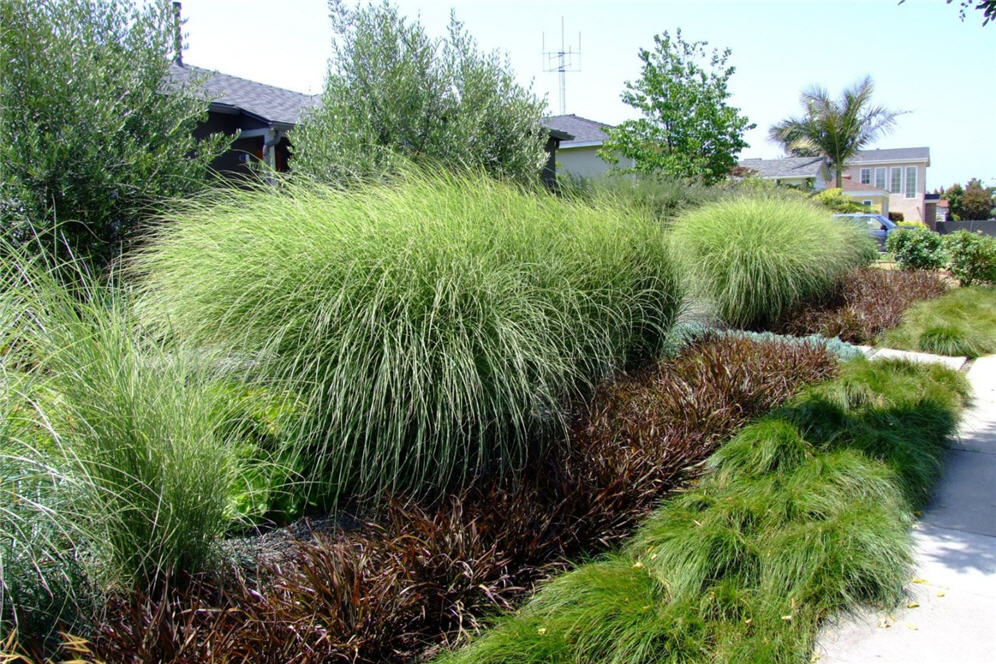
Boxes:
[557,146,633,179]
[770,175,830,191]
[843,162,927,221]
[194,110,268,178]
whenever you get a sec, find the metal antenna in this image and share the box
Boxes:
[542,17,580,115]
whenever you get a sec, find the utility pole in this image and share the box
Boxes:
[542,18,580,115]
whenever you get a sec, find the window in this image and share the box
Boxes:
[905,167,917,199]
[862,200,873,210]
[860,168,871,185]
[875,167,886,189]
[890,168,902,194]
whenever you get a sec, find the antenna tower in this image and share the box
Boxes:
[542,18,581,115]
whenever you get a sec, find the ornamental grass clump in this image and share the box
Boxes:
[131,171,683,508]
[669,196,874,328]
[1,250,263,645]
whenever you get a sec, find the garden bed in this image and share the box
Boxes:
[436,359,968,664]
[772,267,949,344]
[77,335,838,663]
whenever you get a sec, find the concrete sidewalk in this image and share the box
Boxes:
[815,353,996,664]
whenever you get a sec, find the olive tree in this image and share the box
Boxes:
[0,0,228,269]
[292,1,548,184]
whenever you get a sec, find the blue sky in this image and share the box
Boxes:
[178,0,995,189]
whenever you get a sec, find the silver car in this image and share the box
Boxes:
[833,213,898,251]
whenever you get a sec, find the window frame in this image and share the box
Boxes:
[860,168,872,185]
[890,167,903,194]
[875,167,887,190]
[905,166,917,199]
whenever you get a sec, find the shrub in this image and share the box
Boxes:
[886,228,946,270]
[773,267,949,344]
[812,187,864,213]
[566,175,726,224]
[669,196,874,328]
[132,171,683,509]
[897,220,928,230]
[292,1,546,184]
[0,0,228,270]
[943,230,996,285]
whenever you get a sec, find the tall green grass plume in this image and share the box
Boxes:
[131,170,684,509]
[0,249,280,643]
[669,196,874,328]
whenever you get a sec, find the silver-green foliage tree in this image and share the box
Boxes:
[0,0,227,269]
[292,1,548,184]
[598,30,755,184]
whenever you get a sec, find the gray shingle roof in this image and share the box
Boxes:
[168,63,319,126]
[737,157,827,179]
[543,114,613,146]
[851,147,930,163]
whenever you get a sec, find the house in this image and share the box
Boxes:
[843,148,931,222]
[542,114,633,179]
[170,63,571,186]
[168,63,319,177]
[736,157,831,191]
[737,147,932,222]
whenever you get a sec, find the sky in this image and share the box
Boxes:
[176,0,996,189]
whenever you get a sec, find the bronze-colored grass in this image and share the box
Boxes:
[84,336,838,663]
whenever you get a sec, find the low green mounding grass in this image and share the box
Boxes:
[0,251,270,640]
[881,285,996,358]
[131,170,683,509]
[669,196,875,328]
[436,358,967,664]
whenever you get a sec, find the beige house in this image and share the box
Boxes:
[543,114,634,179]
[842,147,930,222]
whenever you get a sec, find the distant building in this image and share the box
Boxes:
[168,63,318,177]
[542,114,633,179]
[736,157,832,191]
[170,63,570,185]
[737,147,932,222]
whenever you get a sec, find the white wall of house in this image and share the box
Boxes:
[844,161,928,221]
[557,145,633,179]
[769,174,831,191]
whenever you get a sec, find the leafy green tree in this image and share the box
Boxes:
[598,30,754,184]
[961,178,996,219]
[901,1,996,26]
[0,0,228,269]
[769,76,903,188]
[292,1,547,184]
[940,183,965,220]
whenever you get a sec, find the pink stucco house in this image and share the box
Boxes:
[843,147,930,222]
[738,147,933,222]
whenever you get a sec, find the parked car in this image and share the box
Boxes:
[833,213,897,250]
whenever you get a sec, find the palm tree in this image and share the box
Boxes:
[769,76,903,188]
